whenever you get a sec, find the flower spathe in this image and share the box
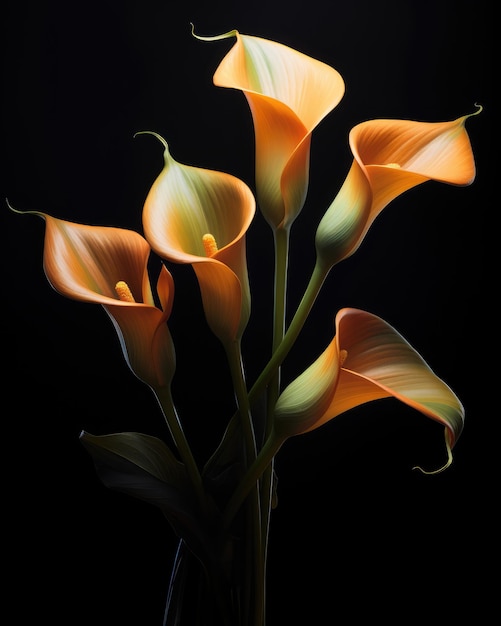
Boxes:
[274,308,464,472]
[140,132,255,347]
[194,28,345,230]
[14,208,176,390]
[315,107,481,270]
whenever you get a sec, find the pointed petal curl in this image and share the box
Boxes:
[19,209,176,389]
[315,106,481,270]
[275,308,464,473]
[140,133,255,345]
[194,28,345,229]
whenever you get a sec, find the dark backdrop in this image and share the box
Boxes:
[3,1,493,624]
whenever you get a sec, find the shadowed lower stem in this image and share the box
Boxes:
[225,339,264,626]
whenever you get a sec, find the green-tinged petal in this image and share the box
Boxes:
[315,107,480,269]
[195,29,345,229]
[11,206,176,389]
[274,338,342,438]
[278,308,464,472]
[140,133,255,344]
[315,160,373,271]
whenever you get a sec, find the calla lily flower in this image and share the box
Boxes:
[140,132,256,346]
[15,208,176,390]
[274,308,464,473]
[315,107,481,270]
[194,28,345,230]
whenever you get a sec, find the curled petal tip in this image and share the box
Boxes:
[134,130,169,151]
[458,102,483,127]
[412,430,454,475]
[191,24,238,42]
[6,197,23,214]
[6,198,44,220]
[472,103,483,116]
[412,460,452,475]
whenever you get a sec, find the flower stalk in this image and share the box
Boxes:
[153,385,209,515]
[224,339,264,626]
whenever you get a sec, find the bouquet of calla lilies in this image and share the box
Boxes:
[9,27,480,626]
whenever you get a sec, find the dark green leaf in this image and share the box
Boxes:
[80,431,226,570]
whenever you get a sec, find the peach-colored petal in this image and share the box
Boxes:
[310,308,464,470]
[315,107,480,269]
[352,110,480,224]
[40,213,152,305]
[103,302,175,389]
[25,210,175,389]
[194,29,345,229]
[192,261,245,345]
[140,133,255,344]
[279,308,464,471]
[246,94,310,228]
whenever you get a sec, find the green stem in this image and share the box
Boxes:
[249,258,330,406]
[225,339,258,467]
[153,385,208,515]
[269,225,290,402]
[224,339,264,626]
[163,540,234,626]
[222,258,331,528]
[261,226,289,562]
[223,432,285,530]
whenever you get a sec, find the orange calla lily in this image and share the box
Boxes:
[315,107,481,270]
[194,28,345,230]
[274,307,464,473]
[140,132,256,346]
[16,208,176,390]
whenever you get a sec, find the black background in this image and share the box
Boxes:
[3,1,493,624]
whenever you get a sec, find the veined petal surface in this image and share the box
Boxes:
[197,30,345,229]
[351,110,479,221]
[29,211,175,389]
[286,308,464,471]
[141,134,255,344]
[316,108,480,269]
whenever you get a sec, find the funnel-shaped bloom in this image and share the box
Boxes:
[315,107,481,270]
[194,28,345,230]
[20,209,176,390]
[140,133,255,346]
[274,308,464,472]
